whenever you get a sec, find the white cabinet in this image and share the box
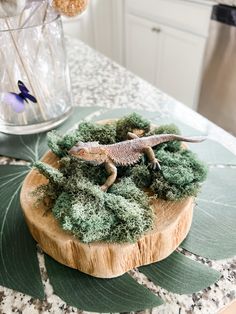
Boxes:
[125,0,213,109]
[126,15,161,84]
[156,23,206,107]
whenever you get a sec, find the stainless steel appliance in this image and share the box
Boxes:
[198,4,236,136]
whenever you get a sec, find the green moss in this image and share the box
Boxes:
[50,177,153,243]
[59,156,107,186]
[104,193,152,243]
[130,164,152,188]
[77,121,116,144]
[151,149,207,200]
[58,129,82,150]
[151,124,181,136]
[33,161,65,186]
[52,192,72,220]
[64,176,105,207]
[48,121,116,155]
[35,113,207,244]
[116,113,150,141]
[47,130,64,157]
[149,124,181,152]
[62,201,115,243]
[109,177,149,207]
[31,183,59,208]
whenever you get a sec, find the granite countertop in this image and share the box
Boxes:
[0,38,236,314]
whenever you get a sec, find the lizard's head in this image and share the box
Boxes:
[70,146,89,160]
[69,141,105,162]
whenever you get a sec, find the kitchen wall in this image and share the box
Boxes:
[63,0,124,64]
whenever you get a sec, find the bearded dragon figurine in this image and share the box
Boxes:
[69,132,205,191]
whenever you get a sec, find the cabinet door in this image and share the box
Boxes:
[156,25,206,109]
[126,15,160,84]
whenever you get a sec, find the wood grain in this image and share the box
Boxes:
[20,120,194,278]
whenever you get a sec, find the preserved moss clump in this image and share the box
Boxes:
[130,164,152,188]
[77,121,116,144]
[116,113,150,141]
[44,174,152,243]
[151,149,207,200]
[149,124,181,152]
[34,113,207,244]
[47,130,65,157]
[47,121,116,157]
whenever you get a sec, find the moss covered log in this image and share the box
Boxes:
[34,113,207,244]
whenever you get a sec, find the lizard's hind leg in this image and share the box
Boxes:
[100,161,117,192]
[127,132,139,139]
[127,132,161,170]
[144,146,161,170]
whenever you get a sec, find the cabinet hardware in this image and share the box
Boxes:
[152,27,161,33]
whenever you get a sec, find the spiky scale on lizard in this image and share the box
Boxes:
[69,133,206,191]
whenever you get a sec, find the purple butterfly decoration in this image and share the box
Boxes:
[3,80,37,113]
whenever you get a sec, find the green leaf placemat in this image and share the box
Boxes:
[0,166,44,299]
[45,255,163,312]
[0,106,235,312]
[181,167,236,259]
[139,251,220,294]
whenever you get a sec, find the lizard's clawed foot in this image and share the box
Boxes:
[100,184,108,192]
[150,158,161,170]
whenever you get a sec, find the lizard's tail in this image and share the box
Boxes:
[148,134,206,146]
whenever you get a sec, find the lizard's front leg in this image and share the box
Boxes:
[100,160,117,192]
[128,132,161,170]
[143,146,161,170]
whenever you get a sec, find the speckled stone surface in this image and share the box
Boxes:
[0,38,236,314]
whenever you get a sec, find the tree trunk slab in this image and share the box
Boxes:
[20,118,194,278]
[20,150,194,278]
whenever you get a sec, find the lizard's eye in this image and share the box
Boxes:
[79,148,86,155]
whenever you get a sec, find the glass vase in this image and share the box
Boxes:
[0,1,73,134]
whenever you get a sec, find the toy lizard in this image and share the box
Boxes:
[69,132,205,191]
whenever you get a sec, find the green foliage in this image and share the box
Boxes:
[50,177,152,243]
[33,161,65,186]
[58,130,82,150]
[77,121,117,144]
[116,113,150,141]
[109,177,149,206]
[47,121,116,157]
[59,156,108,185]
[149,124,181,152]
[151,149,207,200]
[35,113,207,243]
[104,194,151,243]
[130,164,152,188]
[151,124,181,136]
[52,192,72,220]
[47,130,64,157]
[31,183,59,207]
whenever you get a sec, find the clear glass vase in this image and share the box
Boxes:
[0,1,73,134]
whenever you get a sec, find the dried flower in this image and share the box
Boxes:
[52,0,88,17]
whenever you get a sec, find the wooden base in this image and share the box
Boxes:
[20,151,194,278]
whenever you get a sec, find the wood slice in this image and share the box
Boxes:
[20,120,194,278]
